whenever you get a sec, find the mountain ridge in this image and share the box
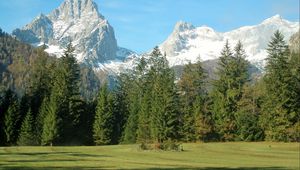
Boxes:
[159,14,299,68]
[11,0,299,74]
[12,0,134,66]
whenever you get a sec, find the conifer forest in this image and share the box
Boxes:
[1,29,299,147]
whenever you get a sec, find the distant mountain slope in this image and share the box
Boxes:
[160,15,299,68]
[0,28,100,99]
[0,28,47,94]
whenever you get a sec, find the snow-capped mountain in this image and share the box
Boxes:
[11,1,299,75]
[99,15,298,74]
[160,15,299,67]
[12,0,133,66]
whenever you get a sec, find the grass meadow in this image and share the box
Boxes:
[0,142,299,170]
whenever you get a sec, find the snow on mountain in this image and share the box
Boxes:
[12,0,134,66]
[160,14,299,68]
[11,5,298,75]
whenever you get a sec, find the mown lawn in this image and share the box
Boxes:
[0,142,299,170]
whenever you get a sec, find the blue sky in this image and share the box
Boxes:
[0,0,299,53]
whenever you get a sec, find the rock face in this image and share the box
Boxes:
[13,0,118,65]
[160,15,299,67]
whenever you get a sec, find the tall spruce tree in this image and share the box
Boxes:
[288,34,300,141]
[48,42,84,144]
[236,84,264,141]
[39,42,84,145]
[27,48,53,117]
[93,84,115,145]
[193,96,214,142]
[0,89,15,145]
[17,109,38,146]
[58,42,82,143]
[261,30,297,141]
[36,97,48,143]
[3,100,19,145]
[122,57,148,144]
[41,95,59,146]
[148,47,179,143]
[121,74,139,144]
[211,40,249,141]
[136,87,152,143]
[178,60,209,142]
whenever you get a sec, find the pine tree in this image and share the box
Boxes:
[137,88,151,143]
[58,42,82,143]
[211,40,249,141]
[36,97,49,144]
[193,96,214,142]
[122,57,148,144]
[148,47,179,143]
[27,48,53,116]
[178,60,208,142]
[93,84,115,145]
[42,42,84,144]
[41,96,59,146]
[261,30,297,141]
[17,109,38,146]
[3,100,19,145]
[135,57,152,143]
[236,84,264,141]
[289,47,300,141]
[112,86,128,144]
[122,110,138,144]
[0,89,16,145]
[119,74,137,144]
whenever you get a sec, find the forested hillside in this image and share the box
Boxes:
[0,30,299,147]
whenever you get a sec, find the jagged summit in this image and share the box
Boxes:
[174,21,195,32]
[160,15,299,67]
[12,0,125,65]
[49,0,104,21]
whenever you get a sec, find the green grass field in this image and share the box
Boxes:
[0,142,299,170]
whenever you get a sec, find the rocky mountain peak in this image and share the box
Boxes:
[159,15,299,67]
[13,0,122,65]
[49,0,103,21]
[174,21,195,32]
[261,14,284,25]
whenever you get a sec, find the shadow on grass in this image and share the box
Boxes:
[0,152,72,156]
[0,152,109,158]
[0,167,292,170]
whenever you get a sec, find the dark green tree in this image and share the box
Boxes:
[93,84,115,145]
[122,57,148,144]
[136,88,152,143]
[0,89,16,145]
[42,42,84,144]
[148,47,179,143]
[211,40,249,141]
[236,84,264,141]
[261,30,298,141]
[3,99,19,145]
[193,96,214,142]
[41,96,59,146]
[17,109,38,146]
[178,60,208,142]
[120,73,139,144]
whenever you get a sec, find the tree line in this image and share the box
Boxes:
[0,30,299,146]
